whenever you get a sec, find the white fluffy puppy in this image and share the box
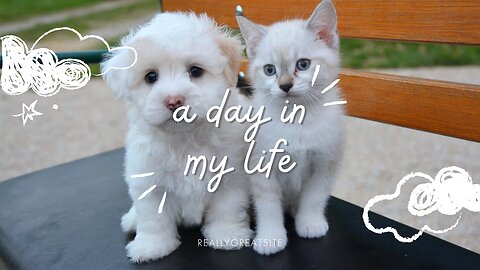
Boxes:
[102,12,252,262]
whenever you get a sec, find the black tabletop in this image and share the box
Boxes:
[0,149,478,270]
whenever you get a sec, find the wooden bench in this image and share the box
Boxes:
[163,0,480,142]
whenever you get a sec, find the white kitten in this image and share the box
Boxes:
[237,0,345,255]
[102,12,252,262]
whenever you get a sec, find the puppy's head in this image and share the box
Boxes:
[102,12,242,131]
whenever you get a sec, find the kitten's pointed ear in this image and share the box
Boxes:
[236,16,266,58]
[307,0,339,49]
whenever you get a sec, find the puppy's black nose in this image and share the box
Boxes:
[280,83,293,93]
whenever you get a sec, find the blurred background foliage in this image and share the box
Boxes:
[0,0,479,69]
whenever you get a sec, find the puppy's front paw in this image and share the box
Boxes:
[202,222,253,250]
[253,228,287,255]
[126,234,180,263]
[121,208,137,233]
[295,214,329,238]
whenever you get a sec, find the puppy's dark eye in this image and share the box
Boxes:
[264,64,276,76]
[189,66,204,78]
[145,71,158,84]
[296,59,311,71]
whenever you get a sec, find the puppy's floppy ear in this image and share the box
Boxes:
[215,32,243,87]
[306,0,339,50]
[101,48,135,100]
[236,16,266,58]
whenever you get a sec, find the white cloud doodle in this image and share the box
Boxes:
[363,166,479,243]
[1,27,137,97]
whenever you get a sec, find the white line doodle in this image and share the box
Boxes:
[311,64,321,87]
[310,65,346,107]
[363,166,479,243]
[138,185,157,200]
[12,100,42,126]
[132,172,168,215]
[323,100,347,107]
[130,172,155,178]
[321,78,340,94]
[158,191,167,214]
[1,27,137,97]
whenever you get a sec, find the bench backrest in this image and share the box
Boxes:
[162,0,480,142]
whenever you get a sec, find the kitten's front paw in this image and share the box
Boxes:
[126,234,180,263]
[121,208,137,233]
[202,222,253,250]
[295,215,329,238]
[253,228,287,255]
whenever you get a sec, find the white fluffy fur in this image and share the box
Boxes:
[102,12,252,262]
[237,0,345,255]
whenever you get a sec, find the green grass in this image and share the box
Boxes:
[13,0,158,42]
[340,38,480,69]
[0,0,110,24]
[6,0,158,75]
[236,30,480,69]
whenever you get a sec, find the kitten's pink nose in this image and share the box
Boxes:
[165,95,185,111]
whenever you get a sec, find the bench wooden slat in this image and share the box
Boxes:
[163,0,480,45]
[164,0,480,141]
[238,62,480,142]
[339,70,479,142]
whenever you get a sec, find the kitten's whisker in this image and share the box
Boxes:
[321,79,340,94]
[308,92,322,103]
[323,100,347,107]
[305,92,318,106]
[303,93,311,105]
[311,64,321,87]
[304,92,314,105]
[305,92,316,104]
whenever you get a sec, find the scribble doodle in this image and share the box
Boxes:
[1,35,90,97]
[1,27,137,97]
[363,166,479,243]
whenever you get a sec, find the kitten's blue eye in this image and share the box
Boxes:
[264,64,276,76]
[296,59,311,71]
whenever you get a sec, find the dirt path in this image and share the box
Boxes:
[0,0,142,35]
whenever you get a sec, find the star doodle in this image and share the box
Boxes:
[12,100,43,126]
